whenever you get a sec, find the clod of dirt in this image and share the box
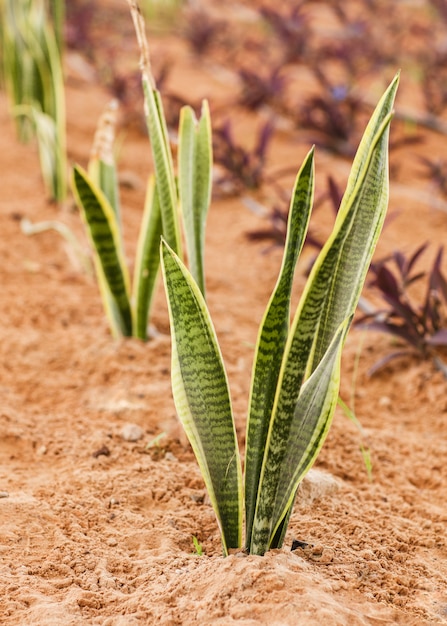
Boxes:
[120,423,144,442]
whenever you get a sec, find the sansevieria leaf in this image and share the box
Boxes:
[247,74,399,555]
[302,76,400,373]
[160,71,399,556]
[161,240,243,555]
[143,84,182,256]
[249,317,348,554]
[72,165,132,337]
[132,176,163,340]
[128,1,182,256]
[178,101,212,296]
[244,147,315,548]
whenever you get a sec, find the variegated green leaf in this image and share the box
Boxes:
[87,100,124,330]
[292,102,397,386]
[132,176,163,340]
[161,240,243,554]
[302,78,400,373]
[72,165,132,337]
[142,83,182,255]
[40,5,66,203]
[250,318,348,554]
[340,74,399,208]
[270,319,349,543]
[249,73,399,555]
[244,147,315,549]
[178,101,212,296]
[128,0,181,255]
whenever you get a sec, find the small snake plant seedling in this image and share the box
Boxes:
[71,1,212,340]
[161,74,399,556]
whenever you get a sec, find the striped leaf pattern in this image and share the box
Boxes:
[132,176,163,340]
[178,101,212,296]
[142,82,182,256]
[250,318,348,553]
[303,76,400,372]
[161,241,243,554]
[244,147,315,549]
[159,75,398,556]
[127,1,181,254]
[248,74,399,555]
[72,165,132,337]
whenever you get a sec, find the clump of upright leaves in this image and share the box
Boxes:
[420,53,447,117]
[71,1,212,340]
[297,69,364,156]
[238,67,287,112]
[182,6,225,56]
[418,156,447,198]
[259,4,310,63]
[213,119,274,194]
[0,0,67,202]
[161,74,399,556]
[321,3,392,79]
[357,244,447,374]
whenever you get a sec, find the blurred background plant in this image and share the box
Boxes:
[357,245,447,375]
[0,0,67,202]
[213,119,274,194]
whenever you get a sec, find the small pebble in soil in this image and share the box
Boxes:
[164,451,178,462]
[0,491,9,498]
[120,423,144,442]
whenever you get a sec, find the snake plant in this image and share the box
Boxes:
[0,0,67,202]
[161,74,399,556]
[71,2,212,340]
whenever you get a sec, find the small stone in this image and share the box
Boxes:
[0,491,9,498]
[120,423,144,442]
[53,577,73,589]
[298,469,340,508]
[319,547,335,564]
[99,573,116,589]
[107,537,118,547]
[164,451,178,462]
[36,445,47,456]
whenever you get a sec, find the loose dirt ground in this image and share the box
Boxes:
[1,1,447,624]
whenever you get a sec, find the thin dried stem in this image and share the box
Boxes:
[90,99,119,166]
[126,0,156,89]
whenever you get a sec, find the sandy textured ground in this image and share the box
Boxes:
[1,1,447,624]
